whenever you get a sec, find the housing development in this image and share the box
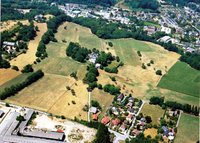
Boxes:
[0,0,199,143]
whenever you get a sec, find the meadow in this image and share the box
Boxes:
[3,21,199,122]
[175,113,199,143]
[158,61,200,98]
[141,103,165,125]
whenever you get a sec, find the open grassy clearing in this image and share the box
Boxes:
[158,61,200,98]
[55,22,198,105]
[6,74,88,120]
[144,21,160,28]
[10,22,47,70]
[175,113,199,143]
[141,103,165,125]
[0,73,32,93]
[0,20,29,32]
[0,69,20,86]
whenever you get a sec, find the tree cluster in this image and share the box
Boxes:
[0,54,10,68]
[124,0,160,12]
[21,64,34,73]
[0,70,44,100]
[66,42,90,63]
[84,64,99,89]
[103,84,120,95]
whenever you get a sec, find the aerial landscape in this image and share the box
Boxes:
[0,0,199,143]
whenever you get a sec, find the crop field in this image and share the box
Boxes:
[175,113,199,143]
[141,103,165,125]
[0,69,20,86]
[158,61,200,98]
[6,75,88,120]
[10,22,47,70]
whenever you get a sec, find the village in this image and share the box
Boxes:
[58,2,200,54]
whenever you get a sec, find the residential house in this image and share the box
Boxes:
[162,126,169,136]
[143,26,156,35]
[89,107,97,114]
[131,129,140,137]
[117,93,124,102]
[128,97,134,103]
[111,118,121,127]
[161,26,171,34]
[34,14,45,22]
[126,102,133,108]
[126,114,134,123]
[2,41,17,54]
[119,123,127,132]
[101,116,110,125]
[127,108,135,115]
[88,52,98,63]
[92,114,98,121]
[111,107,120,115]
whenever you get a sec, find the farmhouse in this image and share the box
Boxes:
[34,14,45,22]
[117,93,124,102]
[2,41,18,54]
[88,52,98,63]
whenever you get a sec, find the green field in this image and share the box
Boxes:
[0,73,32,93]
[141,103,165,125]
[158,61,200,98]
[144,21,160,28]
[175,113,199,143]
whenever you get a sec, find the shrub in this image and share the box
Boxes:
[21,64,33,73]
[12,66,19,71]
[72,100,76,104]
[156,70,162,75]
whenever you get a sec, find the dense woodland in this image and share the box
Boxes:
[124,0,160,12]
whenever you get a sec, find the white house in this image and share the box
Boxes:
[161,26,171,34]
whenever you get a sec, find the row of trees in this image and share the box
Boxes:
[72,17,199,70]
[0,70,44,100]
[150,96,199,116]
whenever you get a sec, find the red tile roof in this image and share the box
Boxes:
[101,116,110,125]
[111,118,121,126]
[92,114,98,120]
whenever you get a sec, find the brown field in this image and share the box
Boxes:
[10,22,47,70]
[0,20,29,32]
[6,74,88,120]
[0,69,20,86]
[144,128,158,138]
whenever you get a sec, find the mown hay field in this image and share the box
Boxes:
[175,113,199,143]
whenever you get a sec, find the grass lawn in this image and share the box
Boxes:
[141,103,165,125]
[158,61,200,98]
[175,113,199,143]
[144,21,160,28]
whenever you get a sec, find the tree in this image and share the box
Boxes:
[155,70,162,75]
[16,115,25,122]
[93,124,111,143]
[21,64,33,73]
[149,96,164,106]
[103,84,120,95]
[145,116,152,123]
